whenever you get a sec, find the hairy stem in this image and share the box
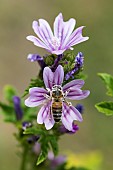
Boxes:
[20,146,28,170]
[51,54,63,72]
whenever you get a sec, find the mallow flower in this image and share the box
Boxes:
[25,65,90,131]
[26,13,89,55]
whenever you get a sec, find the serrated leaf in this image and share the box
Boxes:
[23,77,44,97]
[23,126,45,135]
[3,85,17,103]
[4,117,16,123]
[95,101,113,116]
[49,135,58,156]
[98,73,113,96]
[37,135,50,166]
[36,151,47,165]
[0,102,16,123]
[0,102,14,114]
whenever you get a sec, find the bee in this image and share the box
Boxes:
[51,85,64,123]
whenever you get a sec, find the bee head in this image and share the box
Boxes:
[52,85,62,91]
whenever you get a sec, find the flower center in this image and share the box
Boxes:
[51,37,60,50]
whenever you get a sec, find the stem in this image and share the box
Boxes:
[51,54,63,72]
[20,146,28,170]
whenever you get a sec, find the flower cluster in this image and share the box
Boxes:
[65,52,84,80]
[0,12,91,169]
[25,13,90,132]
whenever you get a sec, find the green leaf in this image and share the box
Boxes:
[23,106,37,121]
[3,85,17,103]
[23,126,45,136]
[95,101,113,116]
[0,102,16,122]
[36,151,47,165]
[0,102,14,114]
[98,73,113,96]
[44,54,56,65]
[37,134,50,165]
[23,77,44,97]
[49,135,58,156]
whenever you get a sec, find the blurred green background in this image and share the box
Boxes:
[0,0,113,170]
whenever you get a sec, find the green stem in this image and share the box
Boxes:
[20,146,28,170]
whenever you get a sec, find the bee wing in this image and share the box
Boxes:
[61,102,83,131]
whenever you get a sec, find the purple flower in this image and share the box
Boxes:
[22,121,32,130]
[75,103,84,114]
[75,52,84,67]
[59,123,79,134]
[33,142,41,155]
[26,13,89,55]
[27,54,46,70]
[65,52,84,80]
[13,96,23,121]
[25,65,90,131]
[27,135,40,144]
[48,152,66,170]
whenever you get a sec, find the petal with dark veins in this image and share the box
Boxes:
[25,87,47,107]
[43,67,54,89]
[54,65,64,85]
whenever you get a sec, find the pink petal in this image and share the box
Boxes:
[51,49,66,55]
[25,96,46,107]
[44,115,55,130]
[29,87,48,95]
[54,13,76,50]
[63,79,85,92]
[61,114,73,131]
[67,90,90,100]
[61,102,83,131]
[43,67,54,89]
[32,21,54,51]
[66,88,83,99]
[37,102,51,124]
[26,35,49,50]
[63,102,82,122]
[60,18,76,49]
[54,65,64,85]
[37,101,55,130]
[39,19,53,40]
[54,13,63,41]
[66,26,89,48]
[61,103,73,131]
[25,87,47,107]
[69,105,83,121]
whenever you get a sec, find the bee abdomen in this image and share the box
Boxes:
[52,108,62,123]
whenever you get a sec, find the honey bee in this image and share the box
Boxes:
[51,85,64,123]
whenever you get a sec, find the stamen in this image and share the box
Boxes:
[51,37,60,49]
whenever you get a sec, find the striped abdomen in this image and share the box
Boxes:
[52,101,62,123]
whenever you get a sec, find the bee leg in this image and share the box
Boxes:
[44,94,51,100]
[64,100,72,106]
[64,89,71,97]
[46,88,51,92]
[48,107,52,120]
